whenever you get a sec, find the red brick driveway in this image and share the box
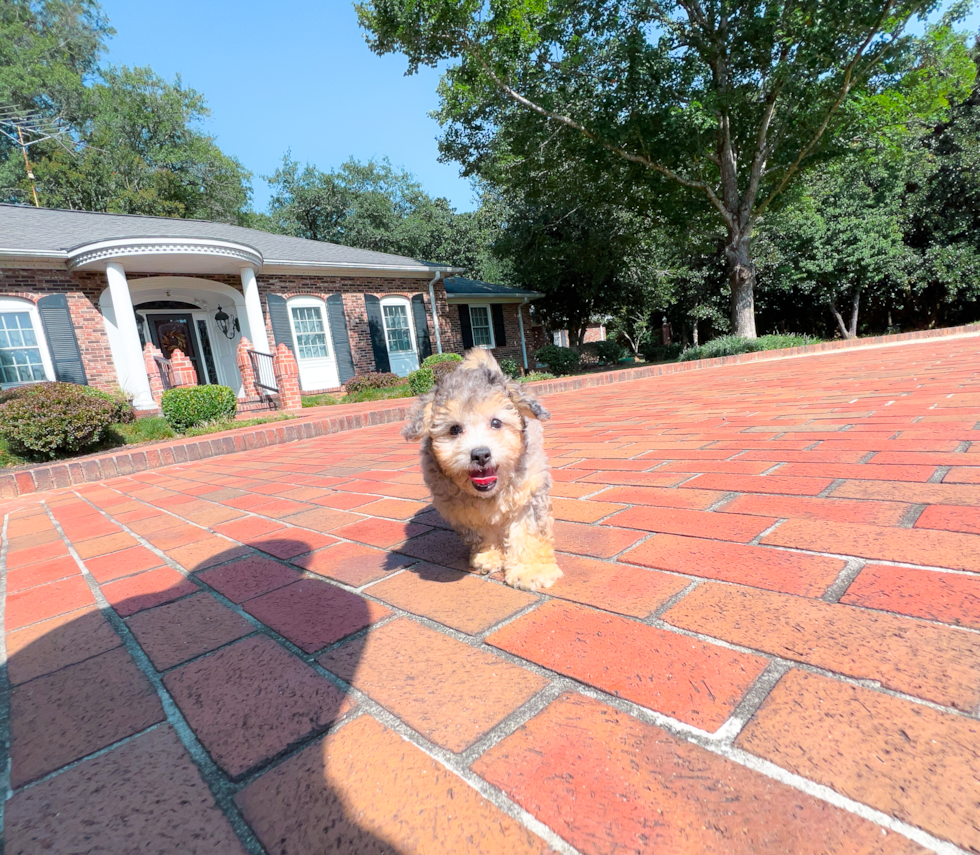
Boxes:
[3,335,980,854]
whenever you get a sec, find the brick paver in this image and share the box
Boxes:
[3,333,980,852]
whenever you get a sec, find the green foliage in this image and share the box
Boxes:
[340,384,413,404]
[408,366,435,395]
[344,372,403,393]
[640,341,684,363]
[161,385,237,432]
[422,352,463,367]
[358,0,975,336]
[301,393,340,407]
[109,416,174,444]
[593,340,626,365]
[534,344,580,376]
[79,386,135,424]
[520,371,556,382]
[0,382,117,459]
[498,357,520,378]
[679,334,815,362]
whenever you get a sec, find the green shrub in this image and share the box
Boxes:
[80,386,136,423]
[594,339,626,365]
[0,382,118,459]
[535,344,581,376]
[422,352,463,367]
[161,385,237,432]
[520,371,556,382]
[408,366,435,395]
[678,333,814,362]
[341,384,413,404]
[344,372,403,394]
[641,341,683,363]
[498,357,521,378]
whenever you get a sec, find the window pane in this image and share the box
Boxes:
[0,312,46,386]
[291,306,329,360]
[469,306,492,347]
[383,305,413,352]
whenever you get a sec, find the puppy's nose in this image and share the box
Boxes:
[470,446,492,467]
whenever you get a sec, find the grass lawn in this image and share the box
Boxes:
[0,412,294,469]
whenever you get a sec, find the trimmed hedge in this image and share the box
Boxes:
[594,339,626,365]
[410,353,464,395]
[161,385,237,432]
[344,372,403,394]
[498,357,520,378]
[80,386,136,423]
[0,382,117,459]
[535,344,581,376]
[678,334,814,362]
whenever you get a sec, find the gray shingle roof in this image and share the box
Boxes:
[0,204,453,271]
[443,276,541,299]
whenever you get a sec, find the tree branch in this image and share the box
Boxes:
[464,41,735,228]
[755,0,908,217]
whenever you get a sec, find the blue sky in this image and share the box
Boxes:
[99,1,979,218]
[98,0,476,213]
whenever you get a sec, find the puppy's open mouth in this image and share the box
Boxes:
[469,467,498,492]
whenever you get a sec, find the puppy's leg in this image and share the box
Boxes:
[503,511,562,592]
[459,527,504,575]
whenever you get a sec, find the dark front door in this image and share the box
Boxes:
[148,314,203,385]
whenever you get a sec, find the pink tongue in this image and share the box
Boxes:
[471,474,497,486]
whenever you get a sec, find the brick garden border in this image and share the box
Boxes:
[3,321,978,499]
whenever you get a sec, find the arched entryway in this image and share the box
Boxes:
[100,277,251,398]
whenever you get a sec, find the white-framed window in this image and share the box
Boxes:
[469,304,495,348]
[289,303,330,360]
[0,298,54,387]
[382,301,414,353]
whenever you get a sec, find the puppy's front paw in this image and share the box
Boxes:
[470,548,504,575]
[504,562,562,592]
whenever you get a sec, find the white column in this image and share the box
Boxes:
[240,267,271,354]
[105,262,155,410]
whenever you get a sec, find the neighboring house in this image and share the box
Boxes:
[0,205,541,410]
[442,277,542,371]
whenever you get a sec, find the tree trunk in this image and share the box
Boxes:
[848,290,860,339]
[692,320,699,346]
[725,227,757,339]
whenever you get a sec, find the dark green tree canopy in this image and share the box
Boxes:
[358,0,973,336]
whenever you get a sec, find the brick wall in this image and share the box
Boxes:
[445,302,531,367]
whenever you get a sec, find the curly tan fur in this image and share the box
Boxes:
[403,349,561,591]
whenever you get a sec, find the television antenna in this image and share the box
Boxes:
[0,106,73,207]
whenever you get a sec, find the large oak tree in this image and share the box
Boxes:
[358,0,970,337]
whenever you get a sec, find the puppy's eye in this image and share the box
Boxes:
[490,418,502,429]
[449,425,463,436]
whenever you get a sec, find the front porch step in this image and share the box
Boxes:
[237,396,279,416]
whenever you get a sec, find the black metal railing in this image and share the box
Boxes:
[248,350,278,394]
[153,355,174,391]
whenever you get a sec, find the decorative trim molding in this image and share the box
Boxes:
[67,237,263,271]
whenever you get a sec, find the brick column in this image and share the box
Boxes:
[142,342,165,404]
[272,342,302,411]
[236,336,257,399]
[170,348,198,387]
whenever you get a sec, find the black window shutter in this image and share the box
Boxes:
[457,304,473,349]
[363,294,391,373]
[36,294,87,384]
[326,294,356,383]
[411,293,432,360]
[265,293,293,353]
[491,304,506,347]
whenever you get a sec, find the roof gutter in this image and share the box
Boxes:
[428,270,443,354]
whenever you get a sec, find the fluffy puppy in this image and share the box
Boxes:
[403,349,562,591]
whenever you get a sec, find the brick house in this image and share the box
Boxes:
[0,205,541,410]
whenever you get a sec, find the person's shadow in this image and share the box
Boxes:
[3,539,401,854]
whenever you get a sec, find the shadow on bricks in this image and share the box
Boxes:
[3,541,402,855]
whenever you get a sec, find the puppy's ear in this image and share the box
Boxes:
[506,382,550,421]
[402,396,434,441]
